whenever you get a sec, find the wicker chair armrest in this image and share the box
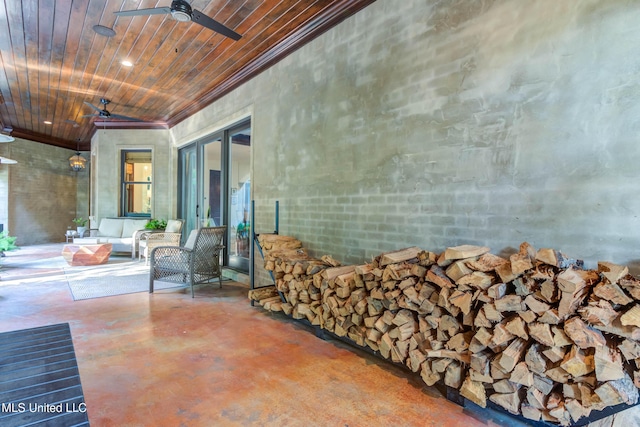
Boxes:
[145,232,181,242]
[133,228,150,240]
[138,230,154,242]
[151,245,192,262]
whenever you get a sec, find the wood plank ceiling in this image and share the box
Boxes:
[0,0,375,151]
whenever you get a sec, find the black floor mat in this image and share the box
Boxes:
[0,323,90,426]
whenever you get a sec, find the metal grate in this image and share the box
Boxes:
[0,323,90,426]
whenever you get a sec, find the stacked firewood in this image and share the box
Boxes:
[251,235,640,425]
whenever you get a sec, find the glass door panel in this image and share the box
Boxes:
[228,125,251,271]
[201,137,223,227]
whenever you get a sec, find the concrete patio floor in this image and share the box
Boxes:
[0,243,531,426]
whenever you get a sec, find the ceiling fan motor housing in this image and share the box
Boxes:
[171,0,192,22]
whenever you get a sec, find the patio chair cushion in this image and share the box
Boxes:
[97,218,123,238]
[184,230,198,250]
[165,219,183,233]
[122,219,149,238]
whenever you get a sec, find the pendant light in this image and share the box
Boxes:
[69,140,87,171]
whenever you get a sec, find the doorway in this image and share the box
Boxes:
[177,119,251,273]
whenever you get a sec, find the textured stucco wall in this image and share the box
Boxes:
[0,138,88,245]
[91,128,174,227]
[174,0,640,274]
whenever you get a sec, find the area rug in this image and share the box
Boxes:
[0,323,90,427]
[66,258,185,301]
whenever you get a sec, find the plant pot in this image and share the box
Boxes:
[76,226,87,237]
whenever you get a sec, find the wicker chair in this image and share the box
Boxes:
[149,226,226,297]
[138,219,185,265]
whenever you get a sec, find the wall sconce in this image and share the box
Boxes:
[69,141,87,171]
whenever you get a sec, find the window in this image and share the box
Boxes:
[121,150,152,217]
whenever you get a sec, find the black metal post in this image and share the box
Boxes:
[249,199,256,306]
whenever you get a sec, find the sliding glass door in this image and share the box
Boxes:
[177,119,251,272]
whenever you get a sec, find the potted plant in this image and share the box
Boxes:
[0,232,18,257]
[72,217,88,237]
[145,218,167,230]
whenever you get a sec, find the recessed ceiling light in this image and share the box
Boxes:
[93,25,116,37]
[122,60,133,67]
[44,120,52,125]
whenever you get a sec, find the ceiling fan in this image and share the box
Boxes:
[114,0,242,41]
[82,98,144,122]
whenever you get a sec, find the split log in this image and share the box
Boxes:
[618,339,640,362]
[499,338,528,373]
[598,261,629,284]
[510,252,533,276]
[560,346,594,378]
[426,265,454,289]
[525,343,547,375]
[449,290,472,315]
[444,361,464,389]
[248,286,279,301]
[494,295,525,312]
[444,244,490,261]
[594,346,625,382]
[505,316,528,340]
[621,304,640,328]
[510,362,534,387]
[524,294,550,315]
[322,265,357,281]
[579,299,618,327]
[594,373,639,406]
[460,376,487,408]
[446,260,473,282]
[457,272,493,290]
[489,391,521,415]
[557,268,598,319]
[542,346,567,364]
[257,234,303,250]
[529,322,554,347]
[564,317,607,349]
[466,253,508,272]
[420,361,441,386]
[521,404,542,422]
[379,247,421,266]
[425,349,470,364]
[620,275,640,300]
[593,281,633,306]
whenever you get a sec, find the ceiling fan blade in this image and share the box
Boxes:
[109,113,145,122]
[114,7,172,17]
[191,9,241,41]
[80,114,97,118]
[84,102,102,113]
